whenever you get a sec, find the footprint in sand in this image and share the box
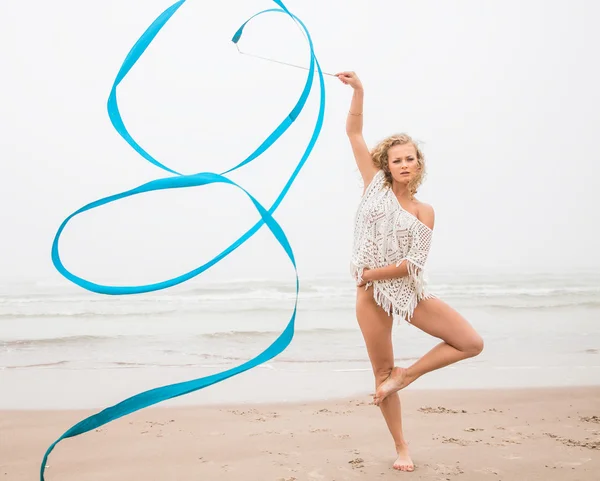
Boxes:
[544,432,600,450]
[581,415,600,424]
[560,438,600,450]
[228,409,258,416]
[474,467,500,475]
[499,437,522,445]
[309,428,331,433]
[441,436,471,446]
[228,409,279,422]
[314,408,353,415]
[418,406,467,414]
[433,463,464,476]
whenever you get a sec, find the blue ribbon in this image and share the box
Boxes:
[42,0,325,478]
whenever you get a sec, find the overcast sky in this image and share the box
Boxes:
[1,0,598,287]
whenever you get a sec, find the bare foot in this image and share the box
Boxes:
[393,442,414,472]
[373,367,411,406]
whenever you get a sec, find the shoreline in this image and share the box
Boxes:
[2,362,600,411]
[3,386,599,480]
[2,384,599,412]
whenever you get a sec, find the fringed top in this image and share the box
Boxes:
[350,170,434,323]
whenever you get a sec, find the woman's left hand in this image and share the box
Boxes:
[357,268,371,287]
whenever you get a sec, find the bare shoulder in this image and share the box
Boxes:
[415,201,435,230]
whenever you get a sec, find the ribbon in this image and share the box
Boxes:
[42,0,325,478]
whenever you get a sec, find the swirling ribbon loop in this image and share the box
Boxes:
[42,0,325,478]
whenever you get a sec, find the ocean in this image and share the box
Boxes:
[1,272,599,409]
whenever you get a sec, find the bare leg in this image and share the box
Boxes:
[356,286,414,472]
[374,297,484,405]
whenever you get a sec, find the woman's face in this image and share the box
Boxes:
[387,143,419,186]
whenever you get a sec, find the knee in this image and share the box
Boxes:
[465,335,484,357]
[373,366,393,386]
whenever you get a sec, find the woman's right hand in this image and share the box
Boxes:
[336,71,363,91]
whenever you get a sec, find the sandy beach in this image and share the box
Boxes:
[2,0,600,479]
[2,386,599,480]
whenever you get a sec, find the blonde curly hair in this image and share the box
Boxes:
[370,133,426,197]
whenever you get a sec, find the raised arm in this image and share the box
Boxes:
[336,71,378,188]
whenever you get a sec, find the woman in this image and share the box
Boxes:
[336,71,484,472]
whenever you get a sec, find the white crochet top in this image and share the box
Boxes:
[350,170,434,323]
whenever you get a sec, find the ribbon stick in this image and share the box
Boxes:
[42,0,326,478]
[235,44,337,77]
